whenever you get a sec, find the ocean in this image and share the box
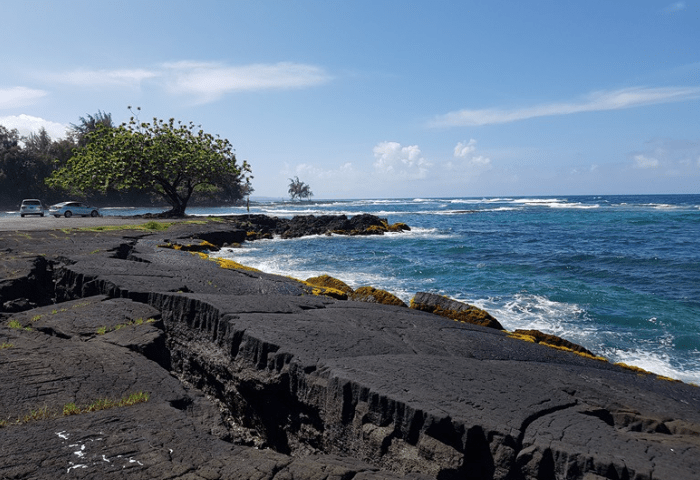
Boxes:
[5,195,700,383]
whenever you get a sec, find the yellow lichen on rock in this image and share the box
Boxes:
[511,329,595,356]
[410,293,503,329]
[215,257,261,273]
[615,362,654,375]
[287,276,349,300]
[365,225,387,234]
[506,329,608,361]
[507,331,537,343]
[387,222,411,232]
[157,240,219,252]
[305,275,354,294]
[350,286,407,307]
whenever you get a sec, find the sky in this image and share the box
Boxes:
[1,0,699,199]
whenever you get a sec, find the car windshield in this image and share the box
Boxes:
[23,200,41,205]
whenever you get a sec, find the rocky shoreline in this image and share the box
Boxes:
[1,214,699,479]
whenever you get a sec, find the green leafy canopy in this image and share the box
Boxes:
[46,111,251,216]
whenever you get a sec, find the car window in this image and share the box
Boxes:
[23,200,41,205]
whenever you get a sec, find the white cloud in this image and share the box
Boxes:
[633,154,659,169]
[0,114,68,139]
[162,61,332,103]
[50,68,157,88]
[0,87,48,109]
[454,139,476,158]
[373,141,432,179]
[430,86,700,127]
[452,139,491,168]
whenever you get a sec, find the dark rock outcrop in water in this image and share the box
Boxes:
[164,213,411,244]
[1,217,699,479]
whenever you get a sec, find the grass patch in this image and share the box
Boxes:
[96,317,155,335]
[7,320,31,331]
[0,342,13,349]
[62,220,175,233]
[0,391,150,428]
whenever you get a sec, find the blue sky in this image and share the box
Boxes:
[1,1,699,199]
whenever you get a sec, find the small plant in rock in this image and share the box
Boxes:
[62,402,80,416]
[8,320,31,331]
[0,342,13,349]
[22,406,50,423]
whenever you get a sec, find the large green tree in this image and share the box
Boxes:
[47,111,252,216]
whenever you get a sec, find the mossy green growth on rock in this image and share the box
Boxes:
[305,275,354,294]
[350,286,407,307]
[410,292,503,330]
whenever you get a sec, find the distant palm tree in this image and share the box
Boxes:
[288,176,313,201]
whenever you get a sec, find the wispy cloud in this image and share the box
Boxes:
[430,86,700,127]
[0,87,48,109]
[50,68,158,88]
[162,61,332,102]
[44,61,331,104]
[633,154,659,169]
[663,2,686,13]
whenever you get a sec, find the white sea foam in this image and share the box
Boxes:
[604,347,700,384]
[469,294,586,333]
[469,293,700,383]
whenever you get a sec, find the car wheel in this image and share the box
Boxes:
[21,214,25,218]
[40,213,44,217]
[54,215,60,218]
[90,210,99,217]
[64,210,72,218]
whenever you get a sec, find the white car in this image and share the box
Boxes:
[20,199,45,217]
[49,201,100,218]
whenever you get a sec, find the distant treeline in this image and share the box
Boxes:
[0,112,251,210]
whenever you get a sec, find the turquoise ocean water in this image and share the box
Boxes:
[5,194,700,383]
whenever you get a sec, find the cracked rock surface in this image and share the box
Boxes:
[1,221,699,479]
